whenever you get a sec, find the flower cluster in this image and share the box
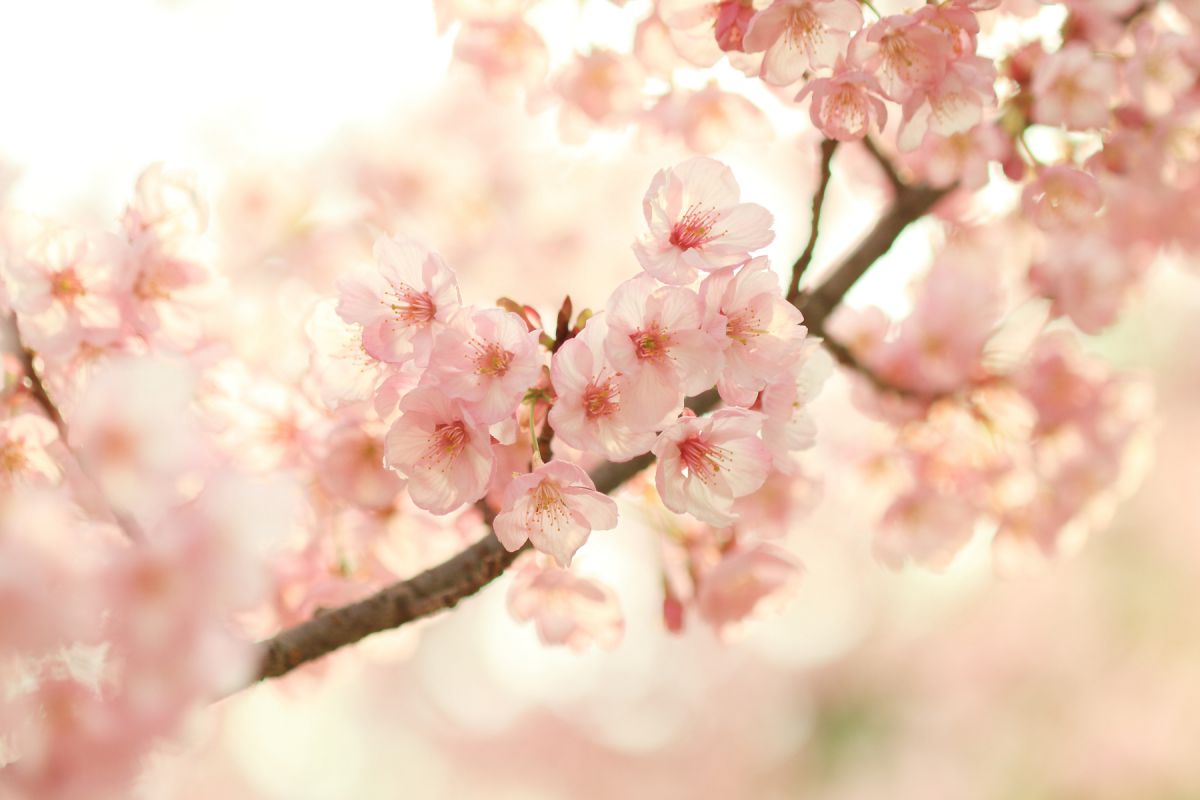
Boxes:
[327,156,825,647]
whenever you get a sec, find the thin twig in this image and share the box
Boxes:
[818,333,933,401]
[787,139,839,303]
[861,135,905,193]
[6,315,146,542]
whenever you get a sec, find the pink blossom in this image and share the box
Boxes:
[305,298,401,411]
[653,408,771,526]
[875,488,980,570]
[897,56,996,151]
[604,275,724,428]
[863,13,955,101]
[548,315,657,461]
[1022,166,1105,231]
[699,256,808,406]
[384,386,495,514]
[335,235,461,365]
[114,235,212,349]
[1029,233,1145,335]
[644,83,772,155]
[0,413,61,488]
[120,163,207,249]
[1125,25,1198,116]
[696,542,804,637]
[453,17,548,98]
[507,560,624,650]
[760,339,833,472]
[902,123,1011,190]
[552,51,645,140]
[632,156,774,285]
[796,54,890,142]
[423,307,543,424]
[319,421,404,512]
[742,0,864,85]
[493,460,618,567]
[6,228,122,359]
[887,259,1004,395]
[71,357,205,520]
[658,0,726,68]
[714,0,758,52]
[1032,43,1118,131]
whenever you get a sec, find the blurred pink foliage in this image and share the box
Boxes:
[1,0,1199,797]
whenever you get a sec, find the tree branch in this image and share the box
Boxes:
[5,315,146,542]
[7,315,67,435]
[244,151,952,688]
[787,139,839,303]
[798,183,948,338]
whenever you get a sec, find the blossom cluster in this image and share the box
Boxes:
[329,155,827,646]
[0,1,1190,794]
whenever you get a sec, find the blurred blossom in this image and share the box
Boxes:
[0,1,1198,798]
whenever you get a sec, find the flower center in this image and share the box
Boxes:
[630,323,672,363]
[725,308,764,345]
[50,268,85,303]
[784,5,820,47]
[421,421,468,468]
[471,341,514,377]
[669,204,722,251]
[0,440,27,474]
[134,268,170,301]
[583,378,619,419]
[390,285,437,324]
[678,434,729,483]
[528,478,571,531]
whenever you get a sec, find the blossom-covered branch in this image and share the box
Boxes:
[247,152,947,686]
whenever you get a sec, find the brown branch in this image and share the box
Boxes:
[861,134,907,193]
[244,152,952,688]
[6,315,147,542]
[798,182,949,338]
[7,315,67,434]
[819,332,938,401]
[787,139,839,303]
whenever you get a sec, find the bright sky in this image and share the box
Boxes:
[0,0,448,214]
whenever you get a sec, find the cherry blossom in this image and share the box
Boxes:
[696,542,804,637]
[760,339,833,472]
[632,156,775,285]
[896,55,996,151]
[507,559,625,651]
[1022,166,1105,231]
[699,256,808,406]
[653,408,771,526]
[493,460,618,567]
[1029,232,1146,334]
[0,413,61,488]
[453,17,548,98]
[6,228,122,359]
[796,53,890,141]
[863,13,955,100]
[604,274,724,428]
[875,488,980,570]
[335,235,461,365]
[1031,43,1119,130]
[548,315,657,461]
[742,0,864,86]
[422,307,543,424]
[384,386,495,514]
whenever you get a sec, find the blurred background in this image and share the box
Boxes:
[4,1,1200,798]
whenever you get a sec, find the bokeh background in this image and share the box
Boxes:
[4,1,1200,798]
